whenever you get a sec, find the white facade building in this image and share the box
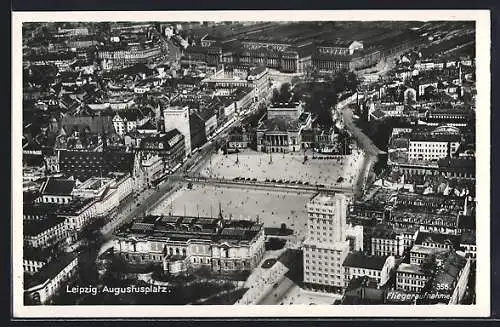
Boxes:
[24,253,79,304]
[163,105,191,156]
[303,193,351,289]
[408,136,460,161]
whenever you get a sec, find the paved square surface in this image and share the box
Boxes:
[199,149,363,188]
[150,184,314,240]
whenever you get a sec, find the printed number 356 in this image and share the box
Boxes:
[436,283,450,290]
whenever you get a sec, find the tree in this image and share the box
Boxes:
[346,71,359,92]
[278,83,292,103]
[271,88,280,103]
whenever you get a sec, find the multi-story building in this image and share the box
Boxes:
[37,178,75,204]
[98,44,163,70]
[23,216,68,249]
[343,252,395,287]
[112,110,149,136]
[113,215,265,274]
[58,149,134,182]
[138,129,186,173]
[24,253,79,304]
[370,226,405,257]
[416,230,460,246]
[267,102,304,121]
[23,248,51,275]
[256,104,311,153]
[408,134,461,161]
[396,263,429,293]
[133,152,163,190]
[387,210,458,234]
[163,105,191,156]
[409,245,449,265]
[460,232,476,261]
[303,193,351,290]
[247,66,270,101]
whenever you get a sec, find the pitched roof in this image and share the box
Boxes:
[414,231,460,249]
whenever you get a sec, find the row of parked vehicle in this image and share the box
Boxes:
[231,176,345,185]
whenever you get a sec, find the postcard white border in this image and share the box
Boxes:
[12,9,491,318]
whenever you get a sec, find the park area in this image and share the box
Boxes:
[149,183,314,240]
[198,149,364,189]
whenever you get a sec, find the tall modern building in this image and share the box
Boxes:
[303,192,351,290]
[163,105,191,156]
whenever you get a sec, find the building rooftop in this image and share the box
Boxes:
[410,245,450,257]
[24,252,77,290]
[41,177,76,196]
[58,149,134,182]
[115,215,262,245]
[343,252,389,271]
[414,231,460,249]
[460,231,476,245]
[397,263,425,275]
[457,214,475,231]
[24,216,66,237]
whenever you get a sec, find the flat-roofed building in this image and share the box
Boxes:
[267,102,304,121]
[459,231,476,261]
[303,193,351,290]
[38,178,76,204]
[113,215,265,274]
[71,177,114,199]
[163,105,191,156]
[343,252,395,287]
[396,263,429,293]
[24,216,68,249]
[24,253,78,305]
[409,245,449,265]
[408,133,461,161]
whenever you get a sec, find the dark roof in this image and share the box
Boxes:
[23,246,52,262]
[248,66,266,76]
[137,120,157,131]
[370,109,386,119]
[58,149,134,181]
[41,178,75,196]
[414,231,460,249]
[409,133,461,143]
[343,252,389,270]
[460,231,475,245]
[457,214,475,231]
[437,158,475,171]
[196,108,216,122]
[258,117,298,132]
[24,253,77,289]
[24,216,66,236]
[117,109,145,121]
[61,116,115,135]
[371,226,398,240]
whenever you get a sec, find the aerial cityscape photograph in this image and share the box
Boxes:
[18,18,478,308]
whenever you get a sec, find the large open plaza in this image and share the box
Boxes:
[149,183,314,240]
[198,149,364,188]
